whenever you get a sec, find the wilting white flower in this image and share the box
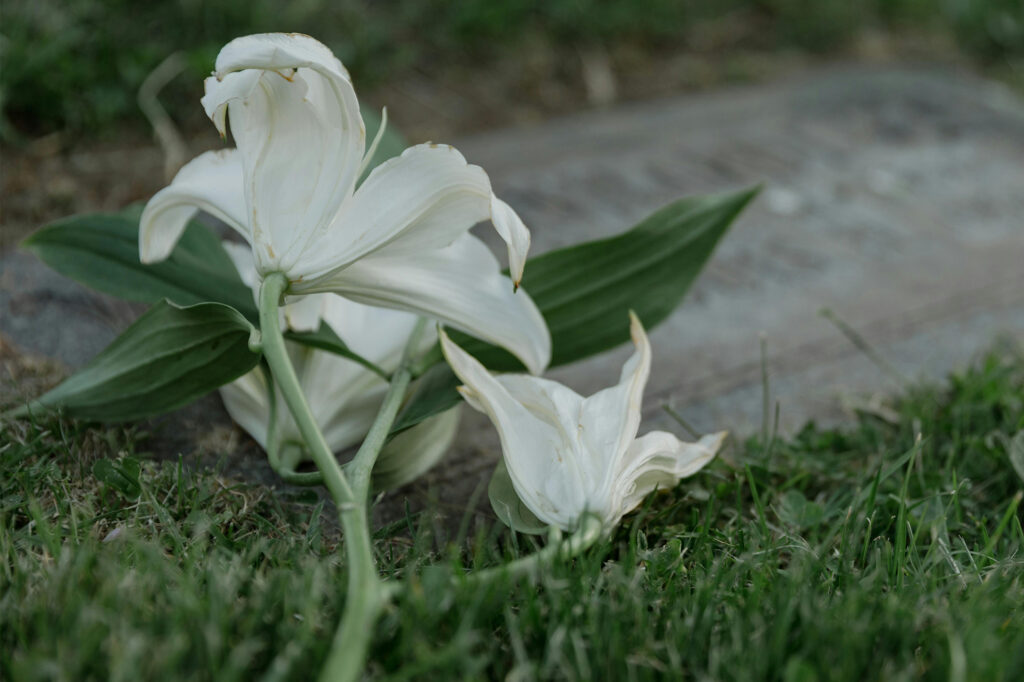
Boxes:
[220,243,458,489]
[441,312,726,532]
[139,33,549,374]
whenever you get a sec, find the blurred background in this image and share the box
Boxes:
[2,0,1022,246]
[2,0,1022,139]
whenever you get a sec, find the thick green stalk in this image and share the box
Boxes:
[262,364,325,486]
[323,318,426,680]
[347,317,426,501]
[259,273,379,682]
[258,273,428,682]
[259,274,355,507]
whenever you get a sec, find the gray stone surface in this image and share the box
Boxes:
[3,65,1023,519]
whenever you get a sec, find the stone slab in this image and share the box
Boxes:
[3,65,1023,519]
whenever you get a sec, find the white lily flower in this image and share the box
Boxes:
[139,33,549,374]
[440,312,726,532]
[219,243,459,490]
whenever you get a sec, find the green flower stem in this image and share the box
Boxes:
[347,317,427,501]
[274,444,325,486]
[259,272,376,682]
[322,318,425,682]
[462,515,605,588]
[259,274,355,506]
[258,272,427,682]
[262,364,325,486]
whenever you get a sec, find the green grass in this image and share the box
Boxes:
[2,0,1022,139]
[2,342,1023,680]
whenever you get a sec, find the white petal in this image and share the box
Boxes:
[298,144,534,288]
[492,374,586,454]
[615,431,726,518]
[371,406,461,490]
[282,294,327,332]
[317,385,383,454]
[201,70,261,139]
[200,34,364,274]
[224,239,327,333]
[213,33,351,81]
[318,294,433,369]
[219,368,272,449]
[221,336,386,458]
[298,144,491,274]
[490,195,531,287]
[440,331,579,530]
[581,311,651,496]
[493,374,601,511]
[297,234,551,375]
[293,340,384,451]
[290,342,385,455]
[222,240,260,290]
[139,150,249,263]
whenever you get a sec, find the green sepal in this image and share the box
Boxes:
[488,458,549,535]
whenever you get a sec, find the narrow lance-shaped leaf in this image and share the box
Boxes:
[284,324,389,380]
[9,301,260,422]
[391,186,758,434]
[22,211,382,370]
[22,210,258,319]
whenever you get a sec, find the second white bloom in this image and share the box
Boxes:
[441,312,726,533]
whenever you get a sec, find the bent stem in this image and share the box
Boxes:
[258,272,426,682]
[263,365,325,486]
[462,514,605,588]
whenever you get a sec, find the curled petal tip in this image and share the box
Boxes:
[627,310,645,344]
[489,195,530,288]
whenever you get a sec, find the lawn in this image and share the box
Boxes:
[3,342,1022,680]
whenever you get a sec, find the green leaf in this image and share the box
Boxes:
[464,186,758,369]
[488,458,549,535]
[391,364,461,434]
[285,323,390,380]
[92,457,142,499]
[22,210,258,320]
[392,187,758,433]
[24,210,388,372]
[10,301,260,422]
